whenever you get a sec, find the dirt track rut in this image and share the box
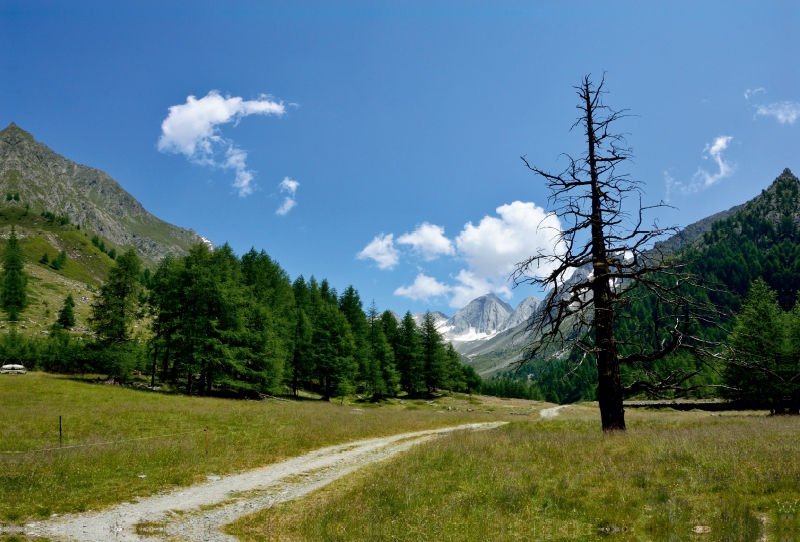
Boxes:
[20,421,506,541]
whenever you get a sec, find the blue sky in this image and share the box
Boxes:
[3,1,799,316]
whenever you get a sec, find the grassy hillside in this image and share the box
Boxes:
[0,372,522,522]
[0,204,120,334]
[230,408,800,542]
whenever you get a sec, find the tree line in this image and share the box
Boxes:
[0,235,481,399]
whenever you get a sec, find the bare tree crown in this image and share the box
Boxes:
[513,75,728,430]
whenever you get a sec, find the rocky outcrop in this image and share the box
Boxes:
[501,295,541,330]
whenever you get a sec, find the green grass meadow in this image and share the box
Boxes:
[4,373,799,542]
[228,408,800,542]
[0,372,503,522]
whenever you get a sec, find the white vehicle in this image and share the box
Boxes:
[0,364,26,374]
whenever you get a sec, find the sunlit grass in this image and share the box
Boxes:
[227,408,800,542]
[0,372,508,521]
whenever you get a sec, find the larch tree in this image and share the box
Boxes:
[56,293,76,329]
[419,311,446,394]
[88,248,142,379]
[722,279,800,414]
[89,248,142,343]
[513,75,723,432]
[396,311,422,394]
[1,226,27,321]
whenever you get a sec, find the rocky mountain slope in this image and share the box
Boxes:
[0,123,212,335]
[0,123,205,264]
[411,311,449,327]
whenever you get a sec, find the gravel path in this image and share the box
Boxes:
[19,421,506,542]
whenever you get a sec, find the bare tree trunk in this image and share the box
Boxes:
[585,80,626,431]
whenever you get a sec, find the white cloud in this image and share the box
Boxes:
[394,274,451,301]
[455,201,563,280]
[756,101,800,124]
[357,234,400,270]
[158,91,285,196]
[280,177,299,195]
[665,136,735,199]
[397,223,454,260]
[276,177,299,216]
[373,201,564,308]
[449,270,511,308]
[744,87,765,100]
[276,198,297,216]
[692,136,734,189]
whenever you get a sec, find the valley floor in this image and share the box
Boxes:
[4,374,799,542]
[230,408,800,542]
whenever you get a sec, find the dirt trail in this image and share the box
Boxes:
[21,421,506,542]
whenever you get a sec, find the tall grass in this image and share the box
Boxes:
[228,410,800,542]
[0,373,501,521]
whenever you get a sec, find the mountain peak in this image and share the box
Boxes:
[0,125,205,263]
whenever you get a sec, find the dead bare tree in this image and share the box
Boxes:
[513,75,727,432]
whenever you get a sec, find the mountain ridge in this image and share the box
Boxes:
[0,123,206,263]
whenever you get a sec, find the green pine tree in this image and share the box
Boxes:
[1,227,28,321]
[367,301,399,397]
[462,365,483,395]
[89,248,142,344]
[419,311,447,394]
[722,278,800,413]
[57,294,76,329]
[443,342,466,392]
[396,311,423,394]
[338,285,372,393]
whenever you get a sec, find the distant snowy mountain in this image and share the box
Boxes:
[438,293,514,342]
[501,295,542,330]
[411,311,449,327]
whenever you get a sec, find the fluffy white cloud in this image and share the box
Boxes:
[397,223,454,260]
[394,274,451,301]
[276,198,296,216]
[276,177,299,216]
[280,177,299,195]
[381,201,565,307]
[756,101,800,124]
[449,270,512,308]
[158,91,285,196]
[357,234,400,270]
[158,91,285,156]
[455,201,562,280]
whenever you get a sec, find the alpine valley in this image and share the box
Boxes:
[3,122,800,405]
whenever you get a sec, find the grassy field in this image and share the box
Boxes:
[227,407,800,542]
[0,372,517,522]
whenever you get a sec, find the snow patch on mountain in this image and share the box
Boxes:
[434,293,542,344]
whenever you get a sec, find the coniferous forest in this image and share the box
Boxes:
[2,174,800,409]
[0,238,481,400]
